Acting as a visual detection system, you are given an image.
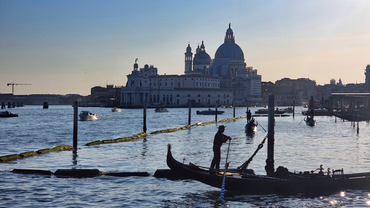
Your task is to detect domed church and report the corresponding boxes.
[120,24,261,107]
[185,24,261,103]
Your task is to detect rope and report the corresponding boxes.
[237,134,268,171]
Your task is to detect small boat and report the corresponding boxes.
[111,107,121,112]
[304,116,316,126]
[196,109,224,115]
[154,107,169,112]
[302,109,331,116]
[79,111,99,121]
[255,108,285,115]
[245,119,257,134]
[283,107,293,113]
[0,111,19,117]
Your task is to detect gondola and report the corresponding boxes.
[304,116,316,126]
[167,144,370,195]
[245,119,257,134]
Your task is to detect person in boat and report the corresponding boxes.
[246,110,252,122]
[210,125,232,170]
[310,108,315,118]
[251,118,257,126]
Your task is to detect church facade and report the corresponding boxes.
[120,24,261,107]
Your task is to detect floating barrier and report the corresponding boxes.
[9,168,151,178]
[0,115,245,162]
[85,132,147,146]
[104,172,150,177]
[54,169,101,178]
[154,169,191,180]
[0,145,73,162]
[12,169,52,175]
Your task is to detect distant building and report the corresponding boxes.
[120,24,261,107]
[261,81,275,103]
[121,63,232,107]
[90,85,122,107]
[365,64,370,92]
[274,78,316,106]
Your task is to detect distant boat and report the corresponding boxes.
[0,111,19,118]
[79,111,98,121]
[283,107,293,113]
[302,109,331,116]
[196,109,224,115]
[111,107,121,112]
[255,108,285,115]
[304,116,316,126]
[155,107,169,112]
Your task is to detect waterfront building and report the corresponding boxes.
[120,24,262,107]
[90,85,122,106]
[274,78,316,106]
[121,62,232,107]
[365,64,370,92]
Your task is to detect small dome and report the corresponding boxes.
[186,43,191,53]
[193,51,211,65]
[215,42,244,60]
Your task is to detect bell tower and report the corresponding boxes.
[184,43,193,75]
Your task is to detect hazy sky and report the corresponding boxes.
[1,0,369,95]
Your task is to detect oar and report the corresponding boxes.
[219,139,231,202]
[255,120,267,132]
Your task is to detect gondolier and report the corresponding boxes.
[210,125,231,170]
[246,110,252,122]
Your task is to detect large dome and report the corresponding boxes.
[193,51,211,65]
[215,42,244,60]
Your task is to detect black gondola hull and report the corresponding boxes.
[167,144,370,196]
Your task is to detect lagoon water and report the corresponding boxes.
[1,105,370,207]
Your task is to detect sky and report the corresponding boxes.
[1,0,370,95]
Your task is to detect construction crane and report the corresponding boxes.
[7,82,31,95]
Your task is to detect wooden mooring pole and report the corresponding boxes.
[293,100,295,118]
[265,95,275,176]
[215,104,218,122]
[73,101,78,151]
[143,101,147,133]
[233,101,235,118]
[188,99,191,126]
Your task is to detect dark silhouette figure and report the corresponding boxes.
[246,110,252,122]
[210,125,231,170]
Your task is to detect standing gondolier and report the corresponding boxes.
[210,125,232,170]
[246,110,252,122]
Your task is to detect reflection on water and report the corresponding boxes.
[72,151,78,167]
[1,105,370,207]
